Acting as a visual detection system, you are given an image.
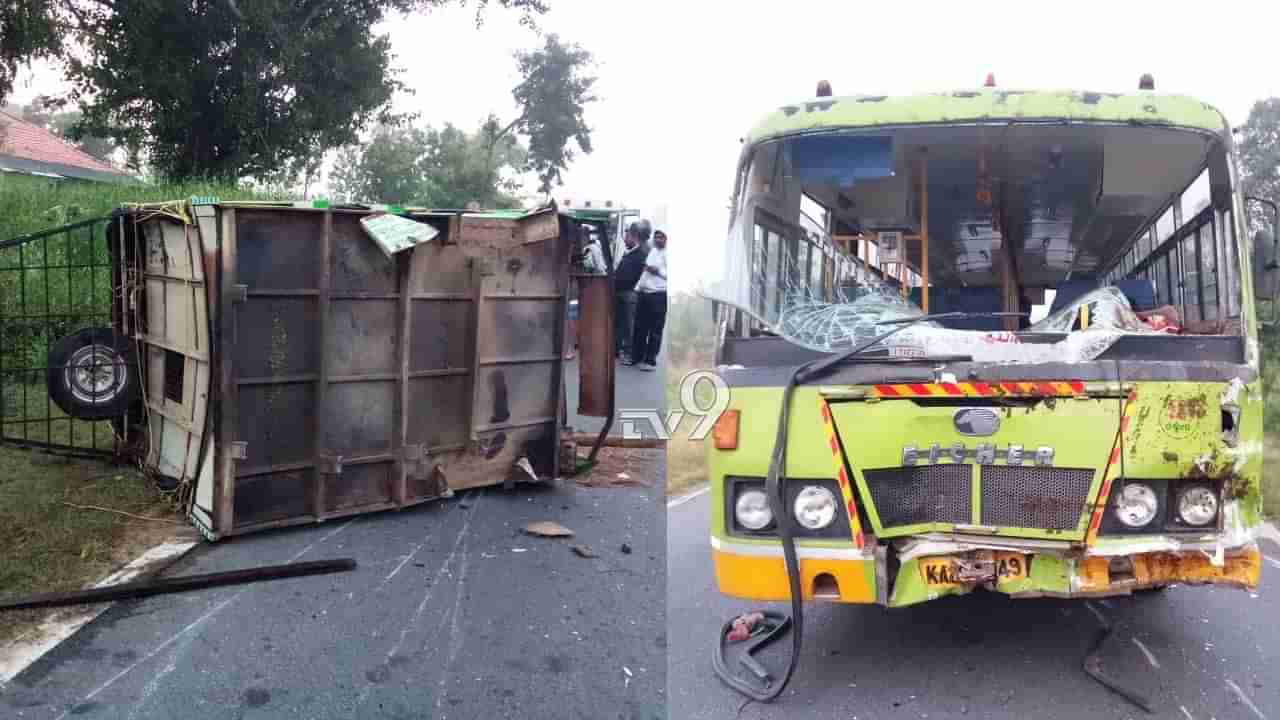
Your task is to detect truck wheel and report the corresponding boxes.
[47,328,140,420]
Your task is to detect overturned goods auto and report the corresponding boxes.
[3,199,619,539]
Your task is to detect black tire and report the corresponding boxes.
[47,327,140,420]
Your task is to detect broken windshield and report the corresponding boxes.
[706,121,1243,362]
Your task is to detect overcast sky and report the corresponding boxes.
[10,0,1280,291]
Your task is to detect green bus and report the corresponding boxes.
[704,78,1264,610]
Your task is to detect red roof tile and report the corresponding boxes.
[0,109,121,175]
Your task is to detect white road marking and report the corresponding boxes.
[0,540,197,686]
[1179,705,1194,720]
[52,518,356,720]
[1132,638,1161,669]
[1262,555,1280,571]
[667,485,709,509]
[1226,679,1268,720]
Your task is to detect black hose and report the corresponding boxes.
[715,310,1026,703]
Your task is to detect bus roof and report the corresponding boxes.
[745,88,1228,145]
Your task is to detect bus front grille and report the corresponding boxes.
[980,466,1094,531]
[862,465,971,528]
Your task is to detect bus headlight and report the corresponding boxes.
[1113,482,1159,528]
[794,485,838,530]
[735,489,773,530]
[1177,484,1218,527]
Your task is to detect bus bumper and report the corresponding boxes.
[712,538,1261,607]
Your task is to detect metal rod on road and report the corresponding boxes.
[0,559,358,612]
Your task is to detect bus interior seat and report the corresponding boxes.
[909,287,1004,331]
[1113,278,1158,312]
[1047,277,1157,316]
[1047,279,1101,316]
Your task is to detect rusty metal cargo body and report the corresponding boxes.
[117,202,574,539]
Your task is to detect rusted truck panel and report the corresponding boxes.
[110,201,580,540]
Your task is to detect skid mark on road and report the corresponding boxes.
[51,518,358,720]
[1131,638,1161,669]
[383,502,460,584]
[1225,678,1268,720]
[125,630,193,720]
[433,521,474,713]
[355,495,480,710]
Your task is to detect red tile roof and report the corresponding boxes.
[0,108,121,175]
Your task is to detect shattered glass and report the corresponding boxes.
[716,216,1169,363]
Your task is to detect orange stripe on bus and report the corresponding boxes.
[820,402,831,423]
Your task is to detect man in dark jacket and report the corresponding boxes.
[614,222,649,359]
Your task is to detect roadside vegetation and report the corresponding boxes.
[0,176,255,645]
[0,449,181,646]
[664,290,716,496]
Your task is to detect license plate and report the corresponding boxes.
[920,551,1028,588]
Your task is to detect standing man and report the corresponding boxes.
[614,222,648,360]
[566,227,607,360]
[630,229,667,371]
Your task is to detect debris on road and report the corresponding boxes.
[571,545,598,559]
[515,457,539,483]
[0,559,357,612]
[620,543,633,555]
[573,447,659,488]
[524,521,575,538]
[726,612,766,643]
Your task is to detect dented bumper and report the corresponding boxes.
[711,537,1261,607]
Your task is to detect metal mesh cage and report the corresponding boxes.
[980,466,1094,531]
[862,464,972,528]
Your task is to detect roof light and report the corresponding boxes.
[816,80,833,97]
[984,73,996,87]
[1139,73,1155,90]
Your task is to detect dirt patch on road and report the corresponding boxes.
[576,447,664,491]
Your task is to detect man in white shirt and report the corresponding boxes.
[629,229,667,370]
[580,229,606,275]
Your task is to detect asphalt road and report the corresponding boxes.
[2,450,665,720]
[668,489,1280,720]
[565,352,666,440]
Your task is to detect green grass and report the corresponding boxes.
[0,174,280,241]
[0,446,178,645]
[0,175,266,645]
[3,383,116,450]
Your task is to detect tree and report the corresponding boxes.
[419,119,526,208]
[0,1,61,107]
[331,119,527,208]
[332,124,432,205]
[1237,98,1280,238]
[55,0,548,181]
[489,33,596,194]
